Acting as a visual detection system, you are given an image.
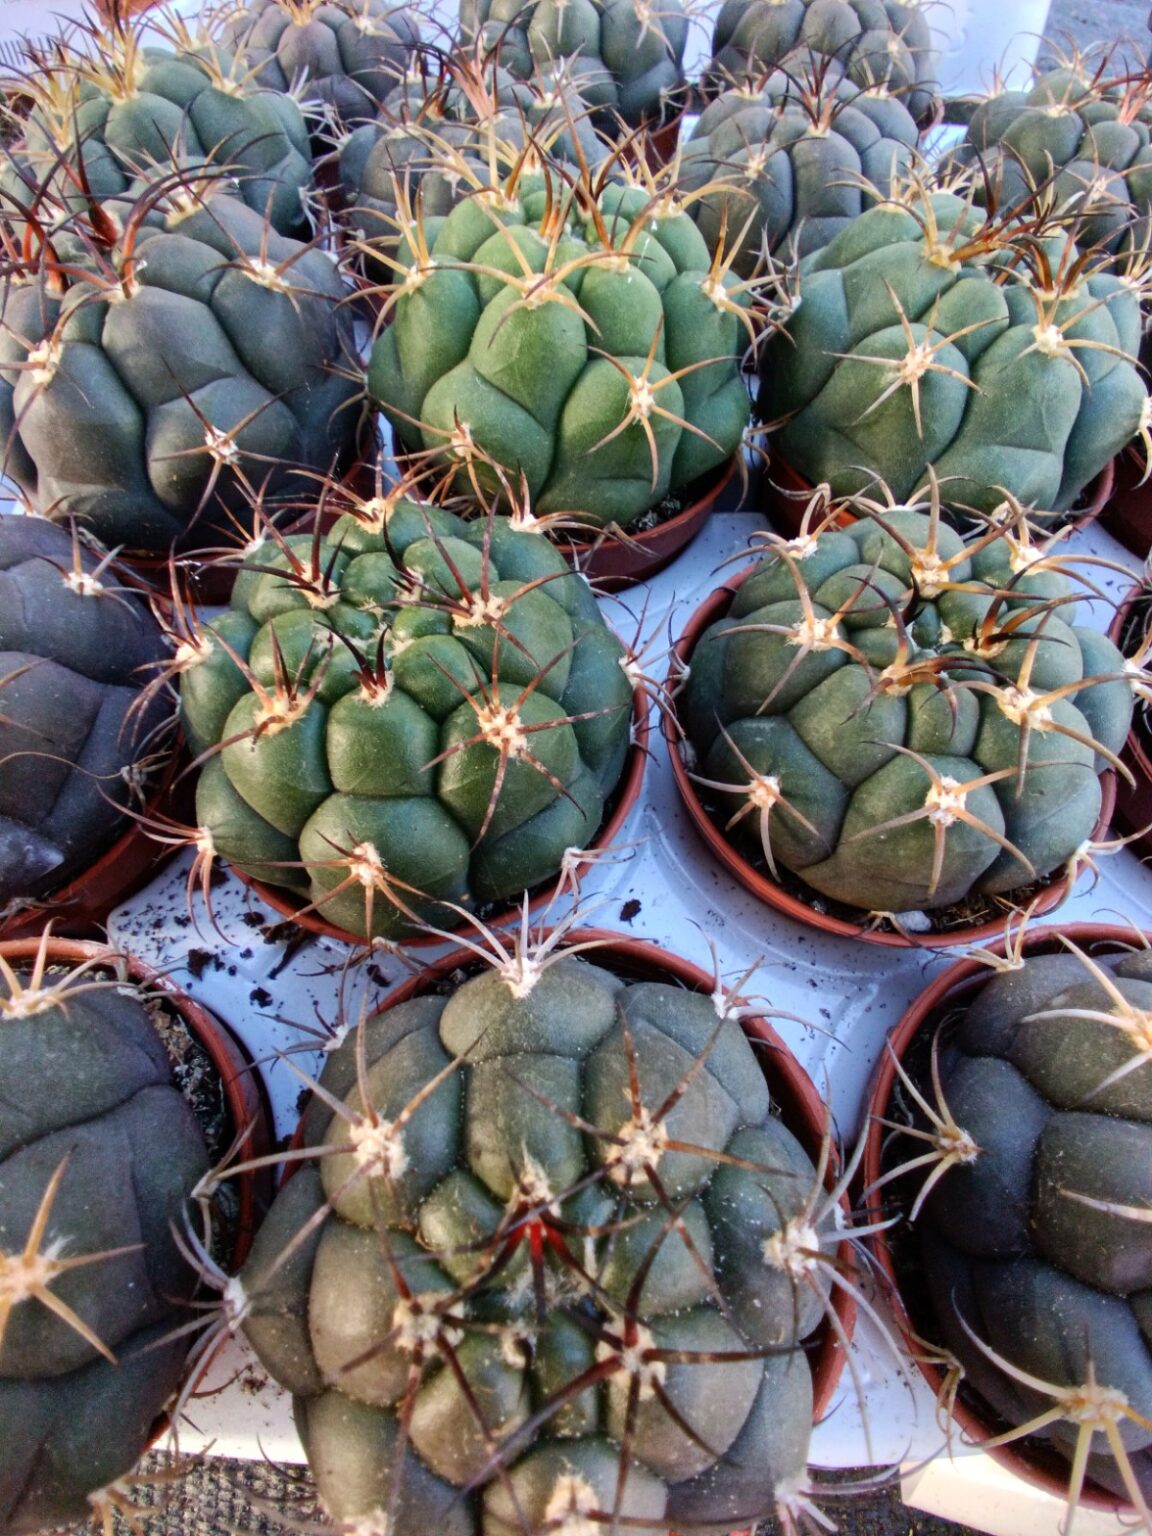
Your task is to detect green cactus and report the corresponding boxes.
[758,182,1149,516]
[177,499,636,939]
[0,169,361,555]
[0,519,172,917]
[680,60,919,277]
[2,11,313,238]
[882,939,1152,1513]
[0,939,211,1533]
[240,933,836,1535]
[677,506,1134,921]
[944,64,1152,265]
[706,0,938,123]
[458,0,688,129]
[338,53,605,282]
[367,157,753,532]
[220,0,423,127]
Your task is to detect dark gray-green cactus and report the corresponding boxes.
[459,0,688,128]
[219,0,423,127]
[240,940,834,1535]
[0,172,361,555]
[0,518,170,916]
[177,500,636,939]
[706,0,938,123]
[759,184,1150,515]
[680,61,919,276]
[677,508,1134,920]
[945,64,1152,263]
[368,159,753,532]
[1,16,313,237]
[0,942,211,1533]
[886,941,1152,1507]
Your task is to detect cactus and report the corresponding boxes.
[238,927,838,1535]
[367,155,754,533]
[676,503,1134,923]
[0,519,172,918]
[879,937,1152,1516]
[338,53,605,281]
[176,498,637,940]
[758,181,1150,516]
[0,936,211,1533]
[944,62,1152,265]
[1,9,313,238]
[679,60,919,276]
[0,167,361,555]
[219,0,423,128]
[458,0,688,130]
[706,0,938,123]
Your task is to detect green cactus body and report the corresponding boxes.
[3,31,312,237]
[0,182,360,554]
[680,65,919,276]
[241,950,832,1535]
[706,0,938,121]
[368,169,750,531]
[0,519,170,912]
[458,0,688,128]
[338,61,605,278]
[946,68,1152,262]
[678,511,1133,918]
[0,956,211,1532]
[179,507,635,938]
[894,945,1152,1503]
[221,0,423,126]
[759,189,1149,513]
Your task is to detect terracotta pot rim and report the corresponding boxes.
[286,925,856,1426]
[664,573,1117,949]
[0,936,272,1268]
[235,682,651,948]
[859,922,1148,1516]
[0,741,188,943]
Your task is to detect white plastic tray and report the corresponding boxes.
[97,506,1152,1536]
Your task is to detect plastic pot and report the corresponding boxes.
[665,572,1118,950]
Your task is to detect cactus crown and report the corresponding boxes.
[227,918,860,1536]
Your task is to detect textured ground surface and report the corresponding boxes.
[88,0,1149,1531]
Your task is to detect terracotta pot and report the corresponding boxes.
[558,455,742,592]
[0,746,192,943]
[1100,442,1152,559]
[644,107,687,167]
[762,455,1116,542]
[860,923,1143,1517]
[1108,580,1152,861]
[665,573,1118,950]
[287,926,855,1446]
[0,936,273,1266]
[235,683,651,947]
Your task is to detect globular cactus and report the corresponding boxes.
[944,62,1152,264]
[368,156,754,533]
[218,0,423,128]
[239,932,836,1535]
[1,10,313,238]
[0,939,211,1533]
[880,938,1152,1514]
[759,182,1150,516]
[459,0,689,130]
[0,519,171,918]
[676,504,1134,922]
[0,169,361,555]
[679,60,919,277]
[176,499,637,940]
[706,0,938,123]
[338,53,605,280]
